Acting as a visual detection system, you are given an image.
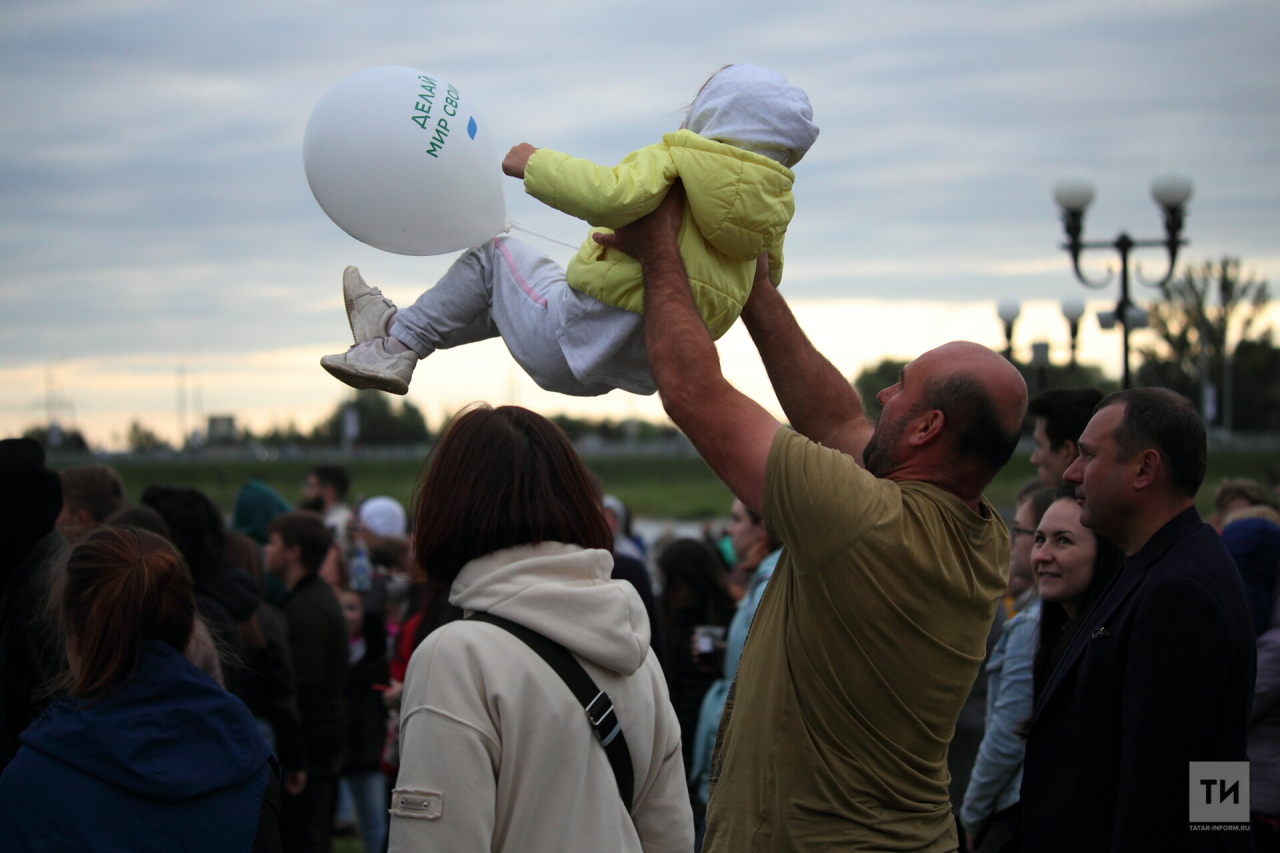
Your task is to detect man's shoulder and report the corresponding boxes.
[1142,521,1240,591]
[284,576,343,622]
[766,428,878,489]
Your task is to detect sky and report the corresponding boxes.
[2,0,1278,447]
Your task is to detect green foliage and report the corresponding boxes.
[312,390,430,446]
[853,359,907,421]
[1138,256,1275,429]
[1231,335,1280,430]
[548,414,679,443]
[22,424,90,452]
[126,420,170,453]
[1013,361,1115,401]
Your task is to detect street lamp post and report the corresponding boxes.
[1053,173,1192,389]
[997,299,1021,362]
[1060,296,1085,371]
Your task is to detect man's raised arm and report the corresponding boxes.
[593,183,780,514]
[740,259,873,461]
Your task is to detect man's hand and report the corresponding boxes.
[592,180,685,262]
[284,769,307,796]
[502,143,538,179]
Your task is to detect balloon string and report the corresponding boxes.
[506,221,580,251]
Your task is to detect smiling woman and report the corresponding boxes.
[1030,484,1126,699]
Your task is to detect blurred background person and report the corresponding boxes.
[722,499,776,602]
[1025,388,1103,487]
[105,504,172,539]
[0,439,66,771]
[55,463,126,538]
[959,486,1054,853]
[224,527,307,807]
[688,497,782,848]
[141,485,260,678]
[1229,513,1280,849]
[655,539,734,783]
[265,512,349,853]
[0,527,278,852]
[337,588,390,853]
[302,465,354,553]
[590,474,660,658]
[1212,477,1277,533]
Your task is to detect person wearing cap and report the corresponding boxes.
[320,64,818,398]
[358,496,407,539]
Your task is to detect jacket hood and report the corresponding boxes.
[231,478,292,544]
[1222,517,1280,635]
[684,64,818,168]
[665,130,795,262]
[20,640,269,801]
[449,542,650,676]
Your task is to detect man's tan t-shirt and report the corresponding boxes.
[703,428,1008,852]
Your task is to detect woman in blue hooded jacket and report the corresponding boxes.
[0,526,279,853]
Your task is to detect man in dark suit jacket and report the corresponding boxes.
[1021,388,1255,852]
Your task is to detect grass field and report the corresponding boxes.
[77,446,1280,523]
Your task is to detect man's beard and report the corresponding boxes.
[862,410,907,477]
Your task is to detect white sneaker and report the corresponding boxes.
[343,266,398,345]
[320,339,417,395]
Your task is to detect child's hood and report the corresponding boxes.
[684,64,819,168]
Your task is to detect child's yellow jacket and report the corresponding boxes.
[522,129,795,340]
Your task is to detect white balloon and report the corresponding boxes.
[304,67,507,256]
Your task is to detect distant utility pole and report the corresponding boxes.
[176,363,188,450]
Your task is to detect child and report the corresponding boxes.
[320,64,818,396]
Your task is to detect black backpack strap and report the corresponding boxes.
[465,611,635,809]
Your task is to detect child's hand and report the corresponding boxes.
[502,143,538,179]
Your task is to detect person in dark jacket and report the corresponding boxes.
[0,526,279,853]
[655,538,734,777]
[266,512,349,853]
[0,438,67,771]
[1022,388,1255,852]
[337,588,390,853]
[140,485,261,670]
[224,529,307,795]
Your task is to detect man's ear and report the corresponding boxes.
[907,409,946,447]
[1130,448,1162,492]
[1059,439,1079,463]
[285,542,304,566]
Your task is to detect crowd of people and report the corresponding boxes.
[1,190,1279,853]
[0,439,781,852]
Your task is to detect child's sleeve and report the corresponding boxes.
[523,144,680,230]
[767,233,786,287]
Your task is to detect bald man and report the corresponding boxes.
[597,185,1027,853]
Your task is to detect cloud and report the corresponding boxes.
[1,0,1278,442]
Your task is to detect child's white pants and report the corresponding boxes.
[388,237,655,397]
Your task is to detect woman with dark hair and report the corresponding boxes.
[389,405,692,853]
[1030,484,1125,701]
[0,526,279,852]
[140,485,261,673]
